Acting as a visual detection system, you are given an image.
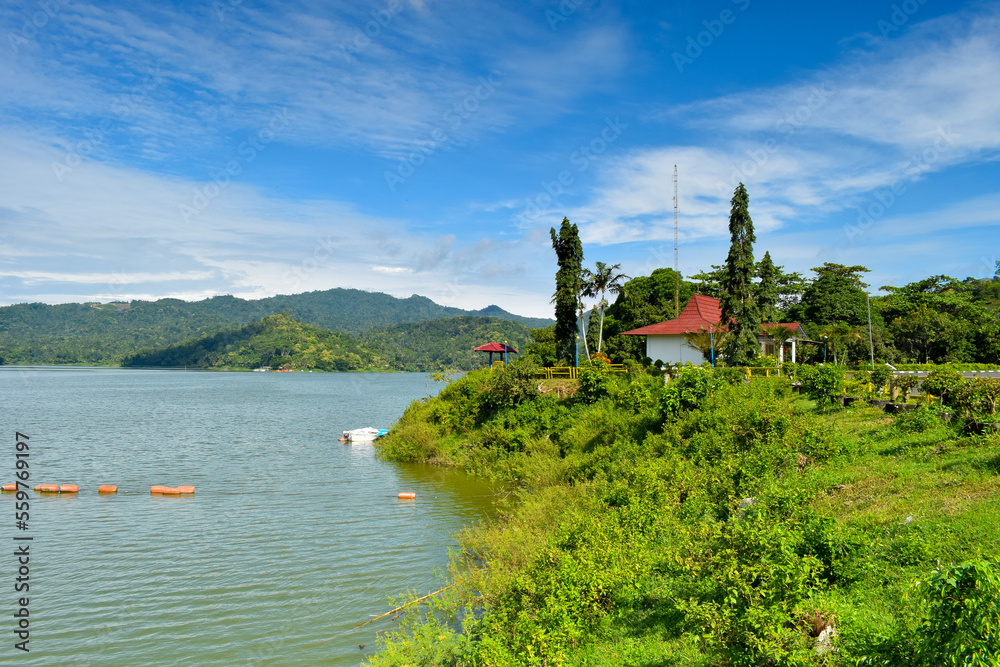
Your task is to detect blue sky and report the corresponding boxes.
[1,0,998,318]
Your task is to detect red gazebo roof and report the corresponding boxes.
[474,342,518,353]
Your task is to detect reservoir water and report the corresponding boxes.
[0,368,492,665]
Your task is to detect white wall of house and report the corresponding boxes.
[646,335,708,365]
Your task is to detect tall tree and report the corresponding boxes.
[689,265,726,299]
[719,183,760,366]
[599,268,695,362]
[755,251,779,323]
[793,263,871,326]
[550,217,584,365]
[583,261,630,353]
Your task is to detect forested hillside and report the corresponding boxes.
[0,288,551,366]
[121,314,535,372]
[361,316,533,371]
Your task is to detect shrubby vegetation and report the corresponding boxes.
[371,363,1000,665]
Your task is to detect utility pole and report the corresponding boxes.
[867,292,875,369]
[673,164,680,318]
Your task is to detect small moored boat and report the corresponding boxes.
[342,427,388,442]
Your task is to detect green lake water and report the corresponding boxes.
[0,367,493,665]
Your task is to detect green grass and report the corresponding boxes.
[369,365,1000,666]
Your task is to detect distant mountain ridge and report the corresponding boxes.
[0,288,551,366]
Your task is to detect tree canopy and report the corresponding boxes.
[719,183,760,366]
[550,217,584,365]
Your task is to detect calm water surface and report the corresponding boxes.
[0,368,493,665]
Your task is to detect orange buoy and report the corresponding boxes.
[98,485,118,494]
[150,485,170,494]
[176,485,195,494]
[160,487,181,495]
[59,484,79,493]
[35,484,59,493]
[1,483,16,492]
[397,492,416,499]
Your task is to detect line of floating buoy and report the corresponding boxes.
[2,484,193,495]
[150,485,195,495]
[397,492,416,499]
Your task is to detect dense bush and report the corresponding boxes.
[915,558,1000,666]
[372,363,1000,666]
[801,364,843,407]
[893,406,941,433]
[922,367,966,407]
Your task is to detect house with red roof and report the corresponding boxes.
[619,294,806,365]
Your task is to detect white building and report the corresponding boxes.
[620,294,806,365]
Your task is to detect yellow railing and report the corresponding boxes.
[539,366,578,379]
[744,366,779,378]
[535,364,628,379]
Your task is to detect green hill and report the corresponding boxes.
[0,288,552,366]
[122,313,377,371]
[361,315,534,371]
[121,314,538,372]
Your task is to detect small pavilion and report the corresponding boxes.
[474,342,518,367]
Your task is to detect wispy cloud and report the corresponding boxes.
[572,6,1000,246]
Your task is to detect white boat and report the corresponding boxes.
[342,427,388,442]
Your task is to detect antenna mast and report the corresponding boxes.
[673,164,679,318]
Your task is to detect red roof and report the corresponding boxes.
[474,342,518,353]
[760,322,804,334]
[620,294,723,336]
[620,295,803,337]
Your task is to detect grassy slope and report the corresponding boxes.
[370,366,999,666]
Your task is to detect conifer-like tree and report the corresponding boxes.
[755,251,779,323]
[550,217,584,365]
[720,183,760,366]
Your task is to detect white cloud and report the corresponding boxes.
[0,130,555,316]
[574,6,1000,247]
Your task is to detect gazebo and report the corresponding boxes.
[474,342,518,366]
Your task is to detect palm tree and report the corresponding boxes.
[683,326,732,364]
[763,324,797,367]
[582,262,630,354]
[819,323,862,365]
[576,275,593,364]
